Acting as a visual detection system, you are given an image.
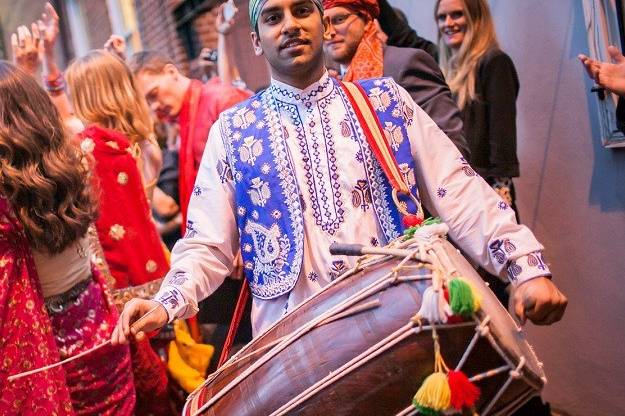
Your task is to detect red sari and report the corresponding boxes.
[0,197,135,415]
[79,125,172,416]
[80,125,169,287]
[178,79,251,230]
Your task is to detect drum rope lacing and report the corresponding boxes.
[189,232,535,416]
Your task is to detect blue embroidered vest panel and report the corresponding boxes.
[220,77,419,299]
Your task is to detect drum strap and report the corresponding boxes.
[339,81,423,220]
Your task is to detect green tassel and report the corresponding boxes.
[448,278,475,317]
[413,404,440,416]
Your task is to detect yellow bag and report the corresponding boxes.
[167,319,215,393]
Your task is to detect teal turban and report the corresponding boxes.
[249,0,324,31]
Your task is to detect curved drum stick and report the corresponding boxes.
[7,304,162,382]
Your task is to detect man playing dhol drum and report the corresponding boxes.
[112,0,566,345]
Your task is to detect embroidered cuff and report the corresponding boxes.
[154,285,189,323]
[506,251,551,286]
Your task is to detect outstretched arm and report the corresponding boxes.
[217,1,244,87]
[394,82,567,325]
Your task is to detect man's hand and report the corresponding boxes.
[579,45,625,97]
[512,277,567,325]
[37,2,60,58]
[111,298,168,345]
[104,35,127,61]
[11,24,43,76]
[216,1,238,36]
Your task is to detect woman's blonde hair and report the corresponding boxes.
[435,0,499,109]
[66,50,153,144]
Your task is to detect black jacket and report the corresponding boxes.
[383,45,469,158]
[462,48,520,178]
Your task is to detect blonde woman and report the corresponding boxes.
[435,0,520,220]
[65,50,173,416]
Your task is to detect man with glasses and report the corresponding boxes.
[324,0,469,157]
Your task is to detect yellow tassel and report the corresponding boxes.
[413,371,451,412]
[173,319,214,375]
[167,340,206,393]
[467,280,481,312]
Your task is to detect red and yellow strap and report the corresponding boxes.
[340,81,410,194]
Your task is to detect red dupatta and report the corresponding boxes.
[0,197,74,415]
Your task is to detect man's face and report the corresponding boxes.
[251,0,328,83]
[323,6,367,66]
[136,66,183,121]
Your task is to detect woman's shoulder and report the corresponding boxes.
[478,48,517,72]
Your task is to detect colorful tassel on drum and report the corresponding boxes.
[416,286,449,324]
[448,278,480,317]
[412,372,451,415]
[448,370,481,410]
[403,217,442,238]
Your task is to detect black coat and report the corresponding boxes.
[383,45,469,158]
[462,48,520,178]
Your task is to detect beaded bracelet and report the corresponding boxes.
[43,72,66,97]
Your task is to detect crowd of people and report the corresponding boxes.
[0,0,571,414]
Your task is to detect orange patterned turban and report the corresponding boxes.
[324,0,383,81]
[322,0,380,19]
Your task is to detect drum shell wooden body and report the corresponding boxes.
[185,238,545,416]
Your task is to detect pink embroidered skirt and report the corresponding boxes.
[47,276,135,415]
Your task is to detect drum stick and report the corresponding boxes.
[7,305,161,382]
[330,243,430,263]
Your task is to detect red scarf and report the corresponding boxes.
[177,79,252,232]
[81,125,169,288]
[0,197,74,415]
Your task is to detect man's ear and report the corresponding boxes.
[250,31,264,56]
[164,63,179,77]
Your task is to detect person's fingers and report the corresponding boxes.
[10,33,18,56]
[46,2,59,21]
[608,45,625,63]
[524,296,551,323]
[135,331,146,342]
[121,301,134,337]
[513,293,526,324]
[31,22,40,42]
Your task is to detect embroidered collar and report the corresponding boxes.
[268,71,334,104]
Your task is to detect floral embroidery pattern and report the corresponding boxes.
[352,179,372,211]
[329,260,348,281]
[507,260,522,281]
[307,271,319,282]
[458,156,478,177]
[527,251,548,271]
[436,187,447,198]
[489,238,516,264]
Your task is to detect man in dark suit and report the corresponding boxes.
[323,0,469,158]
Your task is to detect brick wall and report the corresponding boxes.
[134,0,188,72]
[134,0,269,89]
[80,0,113,50]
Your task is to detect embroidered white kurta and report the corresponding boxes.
[155,72,550,336]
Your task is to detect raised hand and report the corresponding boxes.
[217,0,239,36]
[104,34,127,61]
[37,2,60,57]
[11,24,43,76]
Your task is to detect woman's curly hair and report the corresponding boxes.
[0,61,97,254]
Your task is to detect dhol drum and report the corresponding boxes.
[184,223,546,416]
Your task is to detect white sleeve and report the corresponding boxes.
[153,119,239,321]
[396,83,551,285]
